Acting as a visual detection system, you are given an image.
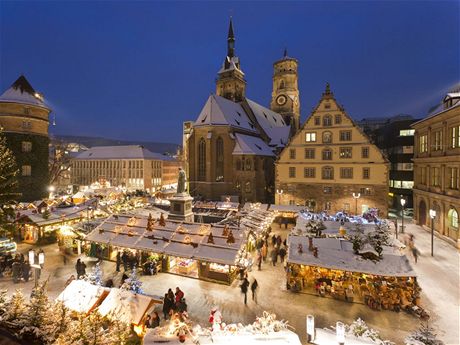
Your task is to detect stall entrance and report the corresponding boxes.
[168,256,198,278]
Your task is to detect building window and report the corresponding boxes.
[449,126,460,148]
[289,167,296,178]
[340,167,353,179]
[21,165,31,176]
[335,114,342,124]
[339,130,352,141]
[448,208,458,229]
[322,148,332,160]
[245,158,252,171]
[245,181,251,193]
[420,167,427,185]
[305,132,316,142]
[289,149,296,159]
[236,159,242,171]
[343,203,350,211]
[323,115,332,126]
[324,103,331,109]
[235,180,241,190]
[323,186,332,194]
[304,148,315,159]
[395,163,413,171]
[419,134,428,153]
[363,167,370,179]
[325,201,332,210]
[322,131,332,143]
[449,167,459,190]
[399,129,415,136]
[361,147,369,159]
[322,166,334,180]
[339,147,352,158]
[360,187,372,195]
[21,141,32,152]
[431,167,440,187]
[314,117,320,126]
[304,167,315,178]
[433,130,443,151]
[198,138,206,181]
[215,137,224,182]
[21,121,32,130]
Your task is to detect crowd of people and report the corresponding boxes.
[0,252,31,283]
[162,287,187,319]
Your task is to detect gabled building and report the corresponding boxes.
[0,75,51,201]
[275,84,389,217]
[186,19,293,203]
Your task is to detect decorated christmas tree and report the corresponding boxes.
[86,261,103,286]
[121,268,144,294]
[146,213,154,231]
[226,229,235,244]
[207,232,215,244]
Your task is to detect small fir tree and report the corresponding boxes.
[85,261,103,286]
[207,232,215,244]
[44,301,73,344]
[405,323,444,345]
[20,281,51,342]
[0,288,8,316]
[105,319,133,345]
[3,289,26,328]
[0,130,19,205]
[121,268,144,294]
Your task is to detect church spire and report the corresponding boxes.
[227,17,235,58]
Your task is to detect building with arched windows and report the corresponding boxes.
[185,19,293,203]
[412,91,460,248]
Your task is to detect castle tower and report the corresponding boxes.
[270,49,300,135]
[216,18,246,102]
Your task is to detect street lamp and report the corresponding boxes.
[28,249,44,287]
[352,192,360,216]
[306,315,315,343]
[429,209,436,257]
[336,321,345,345]
[48,185,55,199]
[400,197,406,234]
[276,189,283,205]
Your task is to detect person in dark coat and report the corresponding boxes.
[279,246,287,263]
[116,252,121,272]
[80,260,87,277]
[22,261,30,282]
[120,272,129,287]
[271,248,278,266]
[251,279,258,303]
[240,278,249,305]
[151,312,160,328]
[167,289,175,310]
[276,235,282,247]
[163,293,172,320]
[121,251,128,271]
[75,259,82,278]
[12,261,21,283]
[271,234,277,247]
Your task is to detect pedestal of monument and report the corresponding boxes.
[168,193,194,223]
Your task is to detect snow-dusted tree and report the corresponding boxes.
[44,301,73,343]
[347,318,383,342]
[85,261,103,286]
[20,281,52,342]
[105,319,133,345]
[405,323,444,345]
[0,130,19,204]
[0,288,8,316]
[121,268,144,294]
[2,289,26,327]
[367,223,390,257]
[54,311,108,345]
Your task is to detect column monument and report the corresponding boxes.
[168,167,194,222]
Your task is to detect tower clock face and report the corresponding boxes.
[276,95,287,106]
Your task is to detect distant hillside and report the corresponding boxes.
[52,135,181,154]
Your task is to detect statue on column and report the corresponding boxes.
[177,167,187,194]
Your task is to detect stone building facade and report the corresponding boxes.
[412,91,460,247]
[186,19,291,203]
[0,76,51,201]
[71,145,181,192]
[275,84,389,217]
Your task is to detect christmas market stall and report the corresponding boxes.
[56,279,109,314]
[286,235,423,314]
[85,214,249,284]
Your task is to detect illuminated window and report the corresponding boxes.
[339,147,352,158]
[431,167,440,187]
[449,167,459,190]
[21,141,32,152]
[305,132,316,142]
[419,134,428,153]
[22,165,31,176]
[448,208,458,229]
[433,130,443,151]
[449,126,460,148]
[399,129,415,136]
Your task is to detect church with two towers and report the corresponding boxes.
[185,19,300,203]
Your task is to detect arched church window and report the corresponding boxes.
[216,137,224,182]
[448,208,459,229]
[198,138,206,181]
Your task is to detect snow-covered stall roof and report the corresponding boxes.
[233,133,275,156]
[56,279,109,314]
[287,236,416,277]
[97,287,158,325]
[86,215,246,266]
[17,205,89,227]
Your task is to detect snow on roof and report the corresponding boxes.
[218,56,244,75]
[233,133,275,156]
[73,145,176,161]
[86,214,246,266]
[56,279,109,313]
[194,94,257,133]
[287,235,416,277]
[97,287,156,325]
[245,99,290,147]
[17,206,88,226]
[0,75,48,108]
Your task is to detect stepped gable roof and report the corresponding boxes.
[245,98,290,147]
[0,75,48,108]
[232,133,275,156]
[73,145,175,161]
[194,94,258,133]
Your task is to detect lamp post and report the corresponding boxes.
[306,315,315,343]
[400,197,406,234]
[429,209,436,257]
[336,321,345,345]
[276,189,283,205]
[28,249,44,287]
[48,185,55,199]
[352,192,360,216]
[86,206,93,226]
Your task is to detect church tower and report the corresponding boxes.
[216,18,246,102]
[270,49,300,135]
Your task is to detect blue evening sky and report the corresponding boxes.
[1,1,458,144]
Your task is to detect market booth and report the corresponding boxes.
[286,235,420,313]
[85,214,249,284]
[56,279,109,314]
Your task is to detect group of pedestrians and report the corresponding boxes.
[75,258,87,278]
[116,251,140,272]
[240,277,258,305]
[1,253,31,283]
[144,311,161,329]
[162,287,187,320]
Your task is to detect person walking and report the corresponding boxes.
[261,243,268,262]
[257,252,262,271]
[80,260,87,277]
[75,259,82,278]
[408,234,419,263]
[22,261,30,282]
[276,235,282,247]
[251,279,258,303]
[271,247,278,266]
[121,251,128,271]
[163,293,172,320]
[175,287,184,308]
[240,277,249,305]
[279,246,287,263]
[116,251,121,272]
[271,234,277,247]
